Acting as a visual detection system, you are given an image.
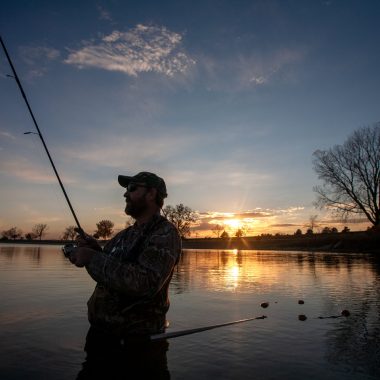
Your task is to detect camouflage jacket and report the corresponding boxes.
[85,214,181,337]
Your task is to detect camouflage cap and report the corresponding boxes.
[118,172,167,198]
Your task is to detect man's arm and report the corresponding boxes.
[85,225,181,297]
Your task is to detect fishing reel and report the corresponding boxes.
[61,243,77,259]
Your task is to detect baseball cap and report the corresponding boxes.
[118,172,167,198]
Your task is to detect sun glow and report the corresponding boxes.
[223,218,242,229]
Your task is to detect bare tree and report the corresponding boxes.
[162,203,197,238]
[211,224,223,238]
[32,223,48,240]
[305,215,319,233]
[95,220,114,239]
[313,123,380,227]
[62,225,77,241]
[2,227,22,240]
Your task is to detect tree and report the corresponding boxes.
[32,223,48,240]
[211,224,223,238]
[341,226,350,233]
[294,229,303,236]
[62,225,77,241]
[162,203,197,238]
[95,220,114,239]
[220,230,229,239]
[25,232,37,240]
[235,228,244,238]
[313,123,380,227]
[2,227,22,240]
[305,215,319,233]
[305,228,314,236]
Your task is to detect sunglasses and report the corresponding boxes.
[126,183,149,193]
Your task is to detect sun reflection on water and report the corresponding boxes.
[226,264,240,290]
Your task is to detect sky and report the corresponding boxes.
[0,0,379,238]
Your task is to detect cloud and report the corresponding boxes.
[18,45,60,78]
[0,157,75,184]
[234,211,274,218]
[270,223,300,227]
[20,46,60,64]
[246,48,304,86]
[197,47,305,91]
[197,207,304,223]
[96,4,112,21]
[0,130,15,140]
[199,210,274,220]
[65,24,195,77]
[62,130,197,168]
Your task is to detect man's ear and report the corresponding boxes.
[147,187,157,203]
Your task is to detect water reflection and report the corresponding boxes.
[0,246,379,380]
[325,261,380,377]
[172,249,380,295]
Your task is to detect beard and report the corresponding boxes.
[125,194,148,218]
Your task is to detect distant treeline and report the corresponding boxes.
[1,230,379,254]
[182,230,380,254]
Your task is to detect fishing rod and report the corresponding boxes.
[150,315,267,341]
[0,35,84,236]
[149,308,351,341]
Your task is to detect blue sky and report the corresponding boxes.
[0,0,379,238]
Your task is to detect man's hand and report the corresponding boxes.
[69,247,97,267]
[74,228,102,251]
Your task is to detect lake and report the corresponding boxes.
[0,245,379,379]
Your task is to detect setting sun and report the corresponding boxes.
[224,219,242,229]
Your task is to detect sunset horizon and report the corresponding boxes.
[0,1,378,239]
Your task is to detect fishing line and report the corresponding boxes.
[0,35,84,236]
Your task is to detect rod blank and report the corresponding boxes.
[150,315,267,341]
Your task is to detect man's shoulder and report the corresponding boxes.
[154,215,180,237]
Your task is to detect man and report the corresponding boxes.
[70,172,181,378]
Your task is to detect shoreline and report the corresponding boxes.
[1,231,379,254]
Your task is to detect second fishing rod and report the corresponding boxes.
[0,35,84,237]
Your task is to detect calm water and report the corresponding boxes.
[0,245,379,379]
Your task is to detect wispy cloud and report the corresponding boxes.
[197,206,305,223]
[199,209,274,220]
[270,223,300,227]
[197,47,305,91]
[19,45,60,78]
[96,4,112,21]
[244,48,304,87]
[62,130,197,168]
[0,130,16,140]
[65,24,195,77]
[0,157,75,184]
[20,46,60,64]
